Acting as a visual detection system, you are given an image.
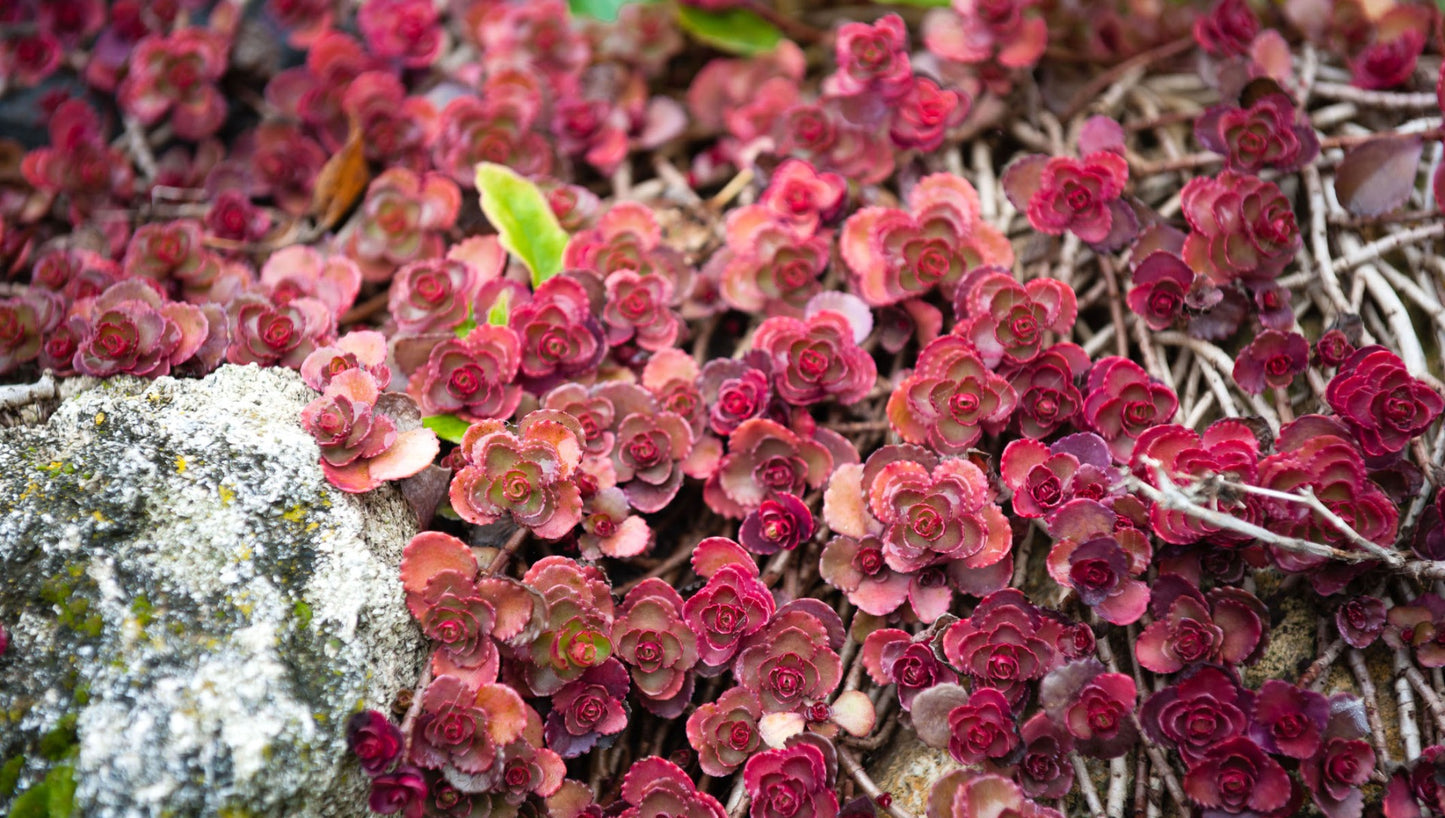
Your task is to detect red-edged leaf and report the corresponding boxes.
[1334,136,1423,217]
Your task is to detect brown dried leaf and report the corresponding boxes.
[310,121,370,230]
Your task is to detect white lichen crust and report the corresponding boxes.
[0,364,426,818]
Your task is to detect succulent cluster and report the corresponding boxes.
[8,0,1445,817]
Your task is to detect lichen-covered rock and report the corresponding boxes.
[0,364,426,817]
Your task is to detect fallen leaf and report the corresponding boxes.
[310,120,370,230]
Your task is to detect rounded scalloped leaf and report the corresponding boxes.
[775,598,847,652]
[620,756,694,805]
[861,628,910,686]
[758,711,806,748]
[910,683,972,749]
[691,536,756,579]
[831,690,876,737]
[475,576,540,643]
[805,292,874,344]
[823,463,874,539]
[401,532,478,597]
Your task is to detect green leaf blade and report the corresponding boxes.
[422,414,471,445]
[473,163,570,288]
[676,6,784,55]
[568,0,633,20]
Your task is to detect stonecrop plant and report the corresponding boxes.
[11,0,1445,816]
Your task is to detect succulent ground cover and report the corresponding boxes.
[9,0,1445,816]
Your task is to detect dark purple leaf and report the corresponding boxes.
[1335,136,1423,217]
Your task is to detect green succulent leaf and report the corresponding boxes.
[676,6,784,55]
[423,414,471,445]
[474,163,570,288]
[568,0,636,21]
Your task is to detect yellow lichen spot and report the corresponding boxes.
[281,504,307,523]
[18,481,40,501]
[91,510,108,524]
[218,484,235,505]
[236,545,253,561]
[175,456,187,473]
[305,522,319,533]
[94,412,105,425]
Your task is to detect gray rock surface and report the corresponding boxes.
[0,364,426,817]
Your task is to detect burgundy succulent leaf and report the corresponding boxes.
[953,267,1077,369]
[705,418,836,519]
[742,743,840,818]
[1181,171,1300,285]
[1336,596,1387,649]
[1140,665,1254,765]
[369,765,428,818]
[922,0,1048,69]
[1183,736,1294,815]
[1386,593,1445,668]
[888,336,1018,454]
[941,589,1059,705]
[1039,658,1138,759]
[1233,330,1309,395]
[1256,416,1401,581]
[753,311,877,406]
[1326,346,1444,458]
[509,275,607,394]
[820,533,911,617]
[449,412,585,539]
[1315,328,1358,369]
[410,674,527,784]
[522,556,616,695]
[686,688,764,776]
[926,771,1064,818]
[1248,680,1329,759]
[1017,714,1076,799]
[1126,252,1193,331]
[389,258,482,337]
[944,686,1019,766]
[734,608,844,714]
[1009,343,1091,439]
[1005,152,1132,246]
[348,710,404,776]
[685,561,775,671]
[612,578,699,712]
[618,757,726,818]
[544,658,631,758]
[1083,357,1179,462]
[1350,6,1430,90]
[840,173,1013,308]
[1135,574,1267,674]
[1195,90,1319,174]
[1193,0,1258,57]
[407,325,523,422]
[740,493,815,556]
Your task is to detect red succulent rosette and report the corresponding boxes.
[742,743,839,818]
[1180,171,1299,285]
[841,173,1013,307]
[1182,736,1293,816]
[888,335,1018,454]
[1134,574,1267,674]
[618,757,726,818]
[752,310,876,406]
[1325,345,1444,458]
[1195,89,1319,174]
[1140,665,1253,764]
[1082,357,1179,462]
[953,267,1077,369]
[686,687,763,777]
[612,578,699,715]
